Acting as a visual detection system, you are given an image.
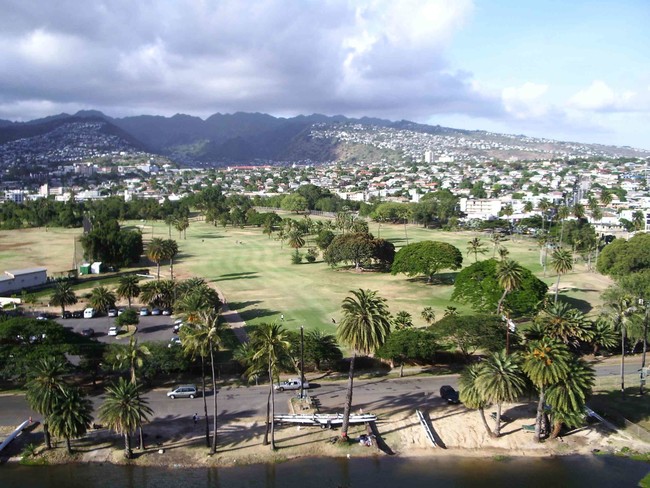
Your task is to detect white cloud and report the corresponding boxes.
[568,80,636,112]
[501,82,549,119]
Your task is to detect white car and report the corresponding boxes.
[107,326,119,336]
[168,336,181,348]
[139,307,149,316]
[107,309,118,317]
[274,378,310,392]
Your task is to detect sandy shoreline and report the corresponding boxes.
[4,402,648,468]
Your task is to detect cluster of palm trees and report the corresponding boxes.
[146,238,179,280]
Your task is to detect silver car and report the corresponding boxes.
[166,385,198,399]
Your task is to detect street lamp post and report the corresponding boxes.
[300,325,305,400]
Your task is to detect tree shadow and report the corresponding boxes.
[192,234,225,240]
[227,300,263,310]
[558,296,593,313]
[238,308,277,321]
[213,272,259,282]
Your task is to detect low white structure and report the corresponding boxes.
[0,267,47,295]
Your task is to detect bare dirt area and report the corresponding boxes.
[7,401,648,468]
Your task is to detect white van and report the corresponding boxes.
[83,307,96,319]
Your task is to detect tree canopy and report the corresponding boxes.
[391,240,462,283]
[452,259,548,317]
[432,314,507,358]
[597,233,650,277]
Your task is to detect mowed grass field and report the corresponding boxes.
[0,218,613,336]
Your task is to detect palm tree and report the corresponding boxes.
[459,363,492,436]
[536,301,593,347]
[603,294,637,394]
[490,233,503,258]
[495,259,524,316]
[632,210,645,231]
[88,285,117,314]
[467,237,487,263]
[250,322,291,449]
[304,330,343,371]
[140,280,177,310]
[557,205,570,245]
[287,229,306,249]
[147,238,166,280]
[421,307,436,325]
[600,189,613,208]
[550,248,572,303]
[393,311,413,330]
[589,318,619,356]
[538,198,551,233]
[523,201,534,214]
[174,216,190,239]
[99,378,153,459]
[116,275,140,309]
[337,289,392,441]
[162,239,179,280]
[25,357,68,449]
[545,357,595,438]
[477,351,526,436]
[48,386,93,454]
[522,338,571,441]
[50,280,78,315]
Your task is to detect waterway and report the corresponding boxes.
[0,455,648,487]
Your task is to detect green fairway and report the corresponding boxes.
[0,218,613,333]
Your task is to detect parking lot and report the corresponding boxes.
[55,311,179,344]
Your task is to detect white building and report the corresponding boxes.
[0,267,48,295]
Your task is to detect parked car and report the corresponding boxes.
[166,385,198,399]
[61,311,72,319]
[440,385,460,404]
[162,308,172,316]
[275,378,310,392]
[172,322,183,334]
[36,313,48,321]
[107,309,118,317]
[72,310,83,319]
[81,328,95,337]
[117,308,126,316]
[139,307,149,316]
[151,308,161,316]
[83,308,96,319]
[107,326,119,336]
[169,336,181,347]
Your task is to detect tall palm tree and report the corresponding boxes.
[116,275,140,309]
[459,363,492,436]
[99,378,153,459]
[490,233,503,258]
[50,280,78,315]
[600,189,613,208]
[48,386,93,454]
[523,201,534,215]
[522,338,571,441]
[495,259,524,316]
[25,357,69,449]
[162,239,179,280]
[337,289,392,441]
[147,238,166,280]
[174,216,190,239]
[538,198,551,233]
[550,248,573,303]
[477,351,526,436]
[545,357,595,438]
[115,337,151,449]
[536,301,593,347]
[287,229,305,249]
[250,322,291,449]
[88,285,117,314]
[140,279,177,310]
[467,237,487,263]
[603,294,637,394]
[557,205,570,245]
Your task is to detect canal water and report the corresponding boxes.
[0,455,648,487]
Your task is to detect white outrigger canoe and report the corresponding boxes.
[274,413,377,428]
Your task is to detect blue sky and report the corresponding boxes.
[0,0,648,149]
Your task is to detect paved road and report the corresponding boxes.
[0,357,644,428]
[55,313,178,344]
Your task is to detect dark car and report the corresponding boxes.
[62,311,72,319]
[151,308,161,316]
[81,328,95,337]
[440,385,460,404]
[72,310,84,319]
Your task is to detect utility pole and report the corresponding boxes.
[300,325,305,400]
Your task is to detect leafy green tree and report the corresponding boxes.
[50,280,78,315]
[597,233,650,277]
[522,338,571,441]
[79,219,143,268]
[376,328,437,377]
[433,314,507,359]
[88,285,117,314]
[116,275,140,308]
[281,194,309,213]
[315,229,335,251]
[49,386,93,454]
[391,241,462,283]
[115,309,139,329]
[251,322,291,450]
[99,378,153,459]
[478,351,526,436]
[25,357,69,449]
[337,289,392,440]
[323,232,374,270]
[452,259,547,317]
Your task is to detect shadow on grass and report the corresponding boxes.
[238,308,277,321]
[213,272,259,282]
[557,295,593,313]
[192,233,225,240]
[404,272,458,286]
[588,388,650,427]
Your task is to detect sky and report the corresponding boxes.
[1,0,649,149]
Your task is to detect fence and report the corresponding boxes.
[621,417,650,443]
